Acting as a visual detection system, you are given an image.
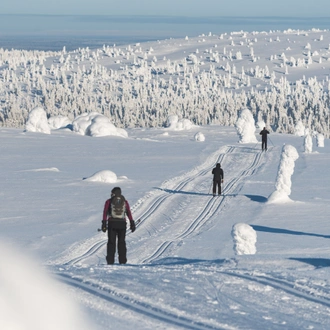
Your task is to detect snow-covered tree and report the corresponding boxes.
[268,144,299,203]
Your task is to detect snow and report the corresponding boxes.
[84,170,118,184]
[72,113,128,138]
[48,115,72,130]
[2,30,330,330]
[165,115,195,131]
[268,144,299,204]
[0,241,91,330]
[25,107,51,134]
[235,108,258,144]
[231,223,257,255]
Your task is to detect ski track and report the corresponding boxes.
[49,144,330,328]
[53,266,330,330]
[141,147,264,264]
[56,272,227,330]
[222,270,330,308]
[51,145,264,267]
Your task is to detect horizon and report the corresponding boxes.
[1,13,330,18]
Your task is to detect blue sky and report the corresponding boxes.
[1,0,330,17]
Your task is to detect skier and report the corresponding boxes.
[101,187,136,265]
[259,127,270,151]
[212,163,224,196]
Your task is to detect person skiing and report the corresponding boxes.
[101,187,136,265]
[259,127,270,151]
[212,163,224,196]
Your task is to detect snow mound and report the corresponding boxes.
[72,113,128,138]
[84,170,118,183]
[194,132,205,142]
[0,241,91,330]
[165,115,194,130]
[235,108,258,143]
[25,107,51,134]
[48,115,72,130]
[231,223,257,255]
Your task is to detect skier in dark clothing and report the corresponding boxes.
[259,127,270,151]
[101,187,136,265]
[212,163,224,196]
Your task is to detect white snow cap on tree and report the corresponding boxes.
[316,133,324,147]
[235,108,258,143]
[256,120,266,129]
[165,115,194,130]
[25,107,51,134]
[294,121,305,136]
[268,144,299,203]
[304,129,313,153]
[231,223,257,255]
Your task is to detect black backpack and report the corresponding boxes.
[109,194,126,219]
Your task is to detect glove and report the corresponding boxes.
[101,221,107,233]
[130,220,136,233]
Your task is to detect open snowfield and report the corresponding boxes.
[1,25,330,329]
[1,122,330,329]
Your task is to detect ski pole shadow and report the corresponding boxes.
[154,187,211,196]
[251,225,330,239]
[288,257,330,268]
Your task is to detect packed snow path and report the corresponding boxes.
[44,141,330,329]
[50,144,265,267]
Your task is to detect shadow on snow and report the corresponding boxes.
[155,187,268,202]
[289,257,330,268]
[251,225,330,239]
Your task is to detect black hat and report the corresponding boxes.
[111,187,121,196]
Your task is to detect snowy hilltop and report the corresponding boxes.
[1,28,330,139]
[2,28,330,330]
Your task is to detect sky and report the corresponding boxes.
[1,0,330,17]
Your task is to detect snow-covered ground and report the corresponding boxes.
[1,120,330,329]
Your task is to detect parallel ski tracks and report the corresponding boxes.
[58,146,263,266]
[55,146,233,267]
[54,265,330,330]
[56,272,227,330]
[142,149,264,264]
[52,145,330,328]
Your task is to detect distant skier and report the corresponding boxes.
[101,187,136,265]
[212,163,224,196]
[259,127,270,151]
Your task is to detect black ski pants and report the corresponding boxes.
[213,179,221,195]
[261,139,268,151]
[107,227,127,264]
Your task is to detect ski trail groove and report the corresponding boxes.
[222,270,330,308]
[49,146,233,266]
[141,147,263,264]
[56,272,227,330]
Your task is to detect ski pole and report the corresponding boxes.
[253,140,260,149]
[97,219,141,232]
[208,181,213,195]
[268,137,275,146]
